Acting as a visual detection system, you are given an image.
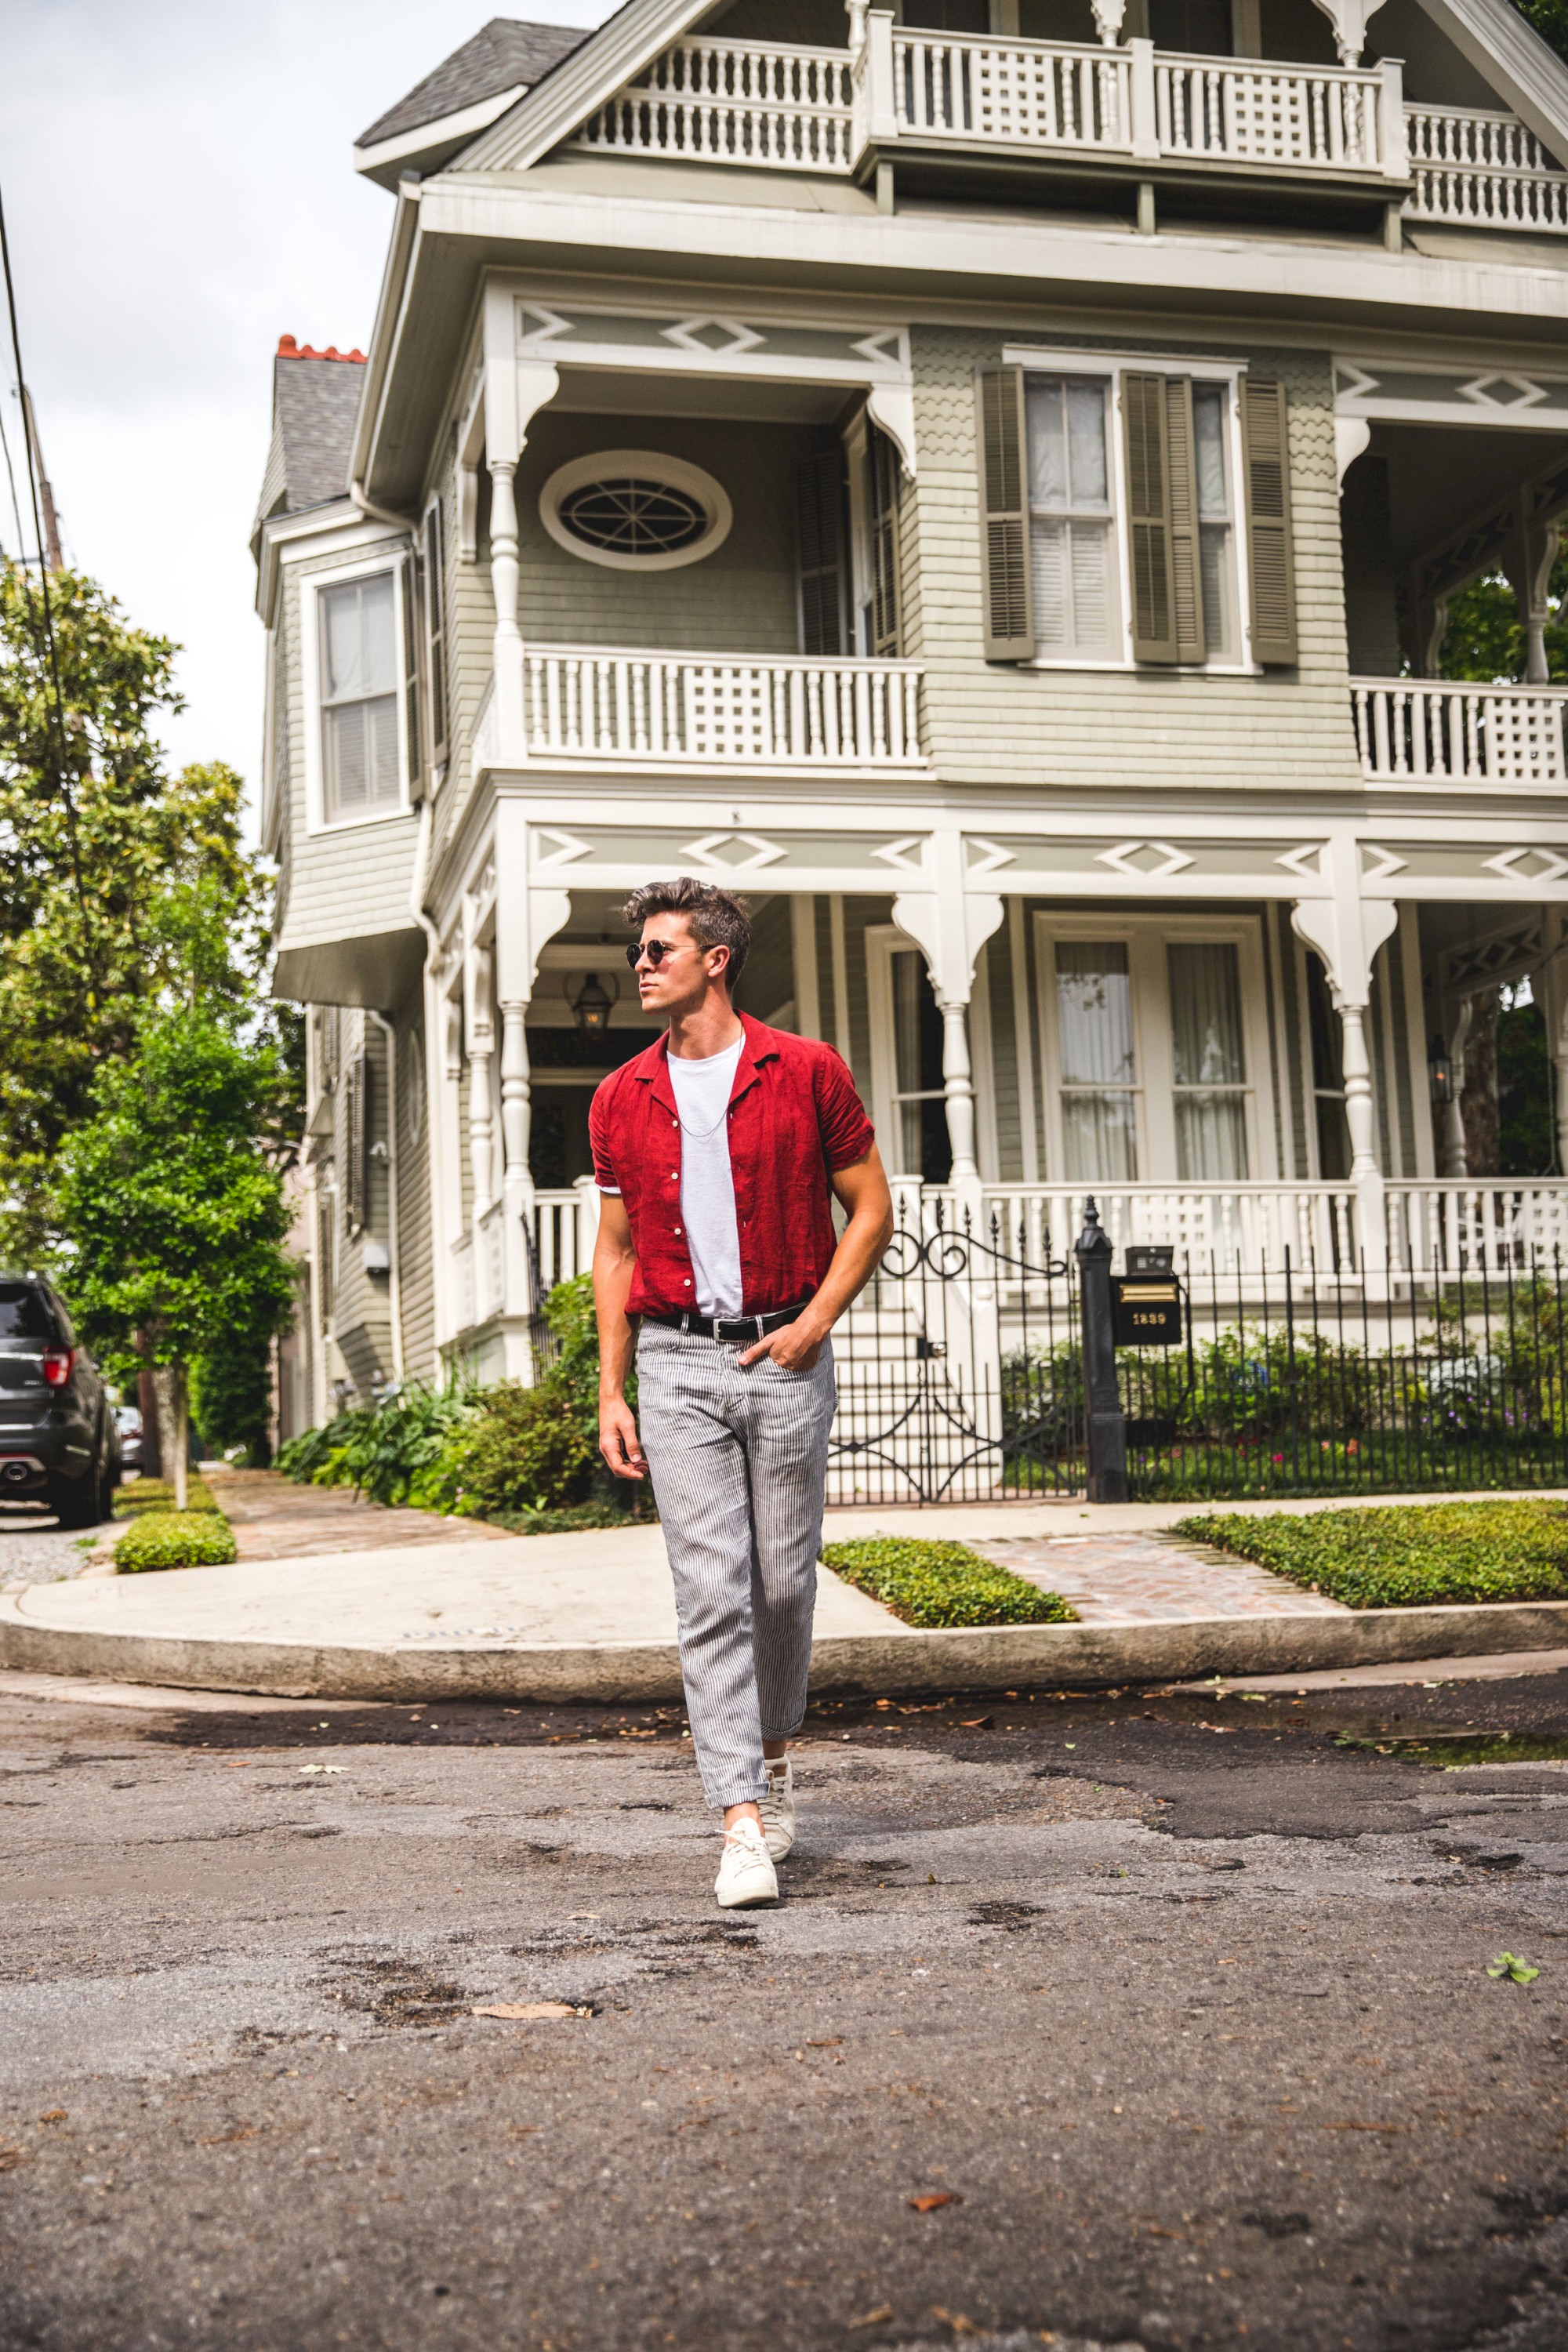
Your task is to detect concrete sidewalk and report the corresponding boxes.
[3,1504,1568,1701]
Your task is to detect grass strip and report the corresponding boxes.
[1176,1499,1568,1609]
[114,1477,223,1520]
[820,1536,1076,1629]
[115,1511,238,1573]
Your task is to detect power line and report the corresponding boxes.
[0,170,98,999]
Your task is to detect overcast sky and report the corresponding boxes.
[0,0,608,830]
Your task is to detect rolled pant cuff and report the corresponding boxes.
[706,1778,768,1811]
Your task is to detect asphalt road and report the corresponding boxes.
[2,1669,1566,2352]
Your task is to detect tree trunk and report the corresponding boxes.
[171,1364,190,1512]
[152,1367,185,1511]
[1461,987,1501,1178]
[137,1360,162,1481]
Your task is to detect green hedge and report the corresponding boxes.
[114,1476,222,1519]
[1177,1499,1568,1608]
[819,1536,1076,1628]
[115,1511,238,1573]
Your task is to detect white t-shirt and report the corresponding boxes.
[666,1037,743,1318]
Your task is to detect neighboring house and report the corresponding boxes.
[256,0,1568,1439]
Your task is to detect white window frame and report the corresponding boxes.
[866,924,954,1183]
[1033,911,1276,1185]
[1002,346,1258,677]
[299,551,412,836]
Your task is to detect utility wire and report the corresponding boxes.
[0,170,99,1001]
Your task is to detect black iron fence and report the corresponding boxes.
[826,1194,1568,1505]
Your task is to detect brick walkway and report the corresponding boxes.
[205,1468,512,1562]
[970,1531,1346,1622]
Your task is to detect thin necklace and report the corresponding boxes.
[671,1040,739,1142]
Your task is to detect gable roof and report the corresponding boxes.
[354,16,591,188]
[250,340,365,557]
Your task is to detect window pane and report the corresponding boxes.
[1192,386,1229,521]
[1062,1091,1138,1182]
[1168,943,1244,1084]
[1176,1092,1248,1179]
[1056,943,1134,1084]
[1025,379,1067,510]
[1199,521,1234,660]
[321,574,395,703]
[1033,518,1116,657]
[1065,379,1109,507]
[324,693,399,819]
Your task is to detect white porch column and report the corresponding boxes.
[499,1004,531,1192]
[1443,997,1472,1180]
[1505,519,1560,687]
[481,282,560,765]
[464,940,496,1224]
[937,997,979,1184]
[492,797,572,1374]
[1291,848,1399,1279]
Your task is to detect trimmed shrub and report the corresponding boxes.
[420,1377,597,1519]
[115,1510,238,1572]
[114,1477,221,1519]
[820,1536,1076,1628]
[1178,1499,1568,1608]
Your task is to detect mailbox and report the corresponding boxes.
[1112,1274,1183,1347]
[1125,1243,1175,1276]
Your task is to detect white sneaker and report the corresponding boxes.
[715,1818,779,1908]
[759,1758,795,1861]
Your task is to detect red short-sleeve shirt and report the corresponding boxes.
[589,1014,875,1317]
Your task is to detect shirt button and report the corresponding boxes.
[674,1226,682,1235]
[683,1278,691,1286]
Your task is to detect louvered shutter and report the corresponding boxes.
[344,1054,368,1236]
[1123,372,1177,662]
[975,367,1034,659]
[868,427,902,659]
[1163,376,1204,664]
[401,563,420,786]
[796,448,847,657]
[1241,375,1298,665]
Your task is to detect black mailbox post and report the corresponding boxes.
[1111,1276,1184,1348]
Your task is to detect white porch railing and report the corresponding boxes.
[522,645,925,771]
[449,1232,477,1334]
[892,32,1131,150]
[1352,678,1568,786]
[575,36,856,169]
[533,1187,594,1290]
[1386,1183,1568,1275]
[571,30,1568,219]
[1405,103,1568,230]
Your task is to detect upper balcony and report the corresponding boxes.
[573,16,1568,232]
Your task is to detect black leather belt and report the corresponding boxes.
[644,1301,810,1344]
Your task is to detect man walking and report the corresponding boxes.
[590,880,893,1907]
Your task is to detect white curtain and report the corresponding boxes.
[1168,942,1248,1179]
[1056,942,1137,1181]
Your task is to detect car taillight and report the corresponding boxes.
[41,1348,73,1388]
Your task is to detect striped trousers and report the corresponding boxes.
[635,1323,837,1809]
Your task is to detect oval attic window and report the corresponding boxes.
[539,450,733,572]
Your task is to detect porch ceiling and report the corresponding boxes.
[1372,419,1568,565]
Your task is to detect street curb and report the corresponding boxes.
[4,1592,1568,1701]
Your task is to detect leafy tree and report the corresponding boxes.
[0,561,279,1258]
[1439,553,1568,685]
[55,1007,296,1507]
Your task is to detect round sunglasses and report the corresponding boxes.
[625,938,684,969]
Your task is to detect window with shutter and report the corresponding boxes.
[1241,375,1298,665]
[402,567,420,788]
[975,368,1034,660]
[424,502,448,762]
[1123,372,1177,663]
[318,572,402,821]
[797,448,847,658]
[344,1054,368,1236]
[868,427,902,660]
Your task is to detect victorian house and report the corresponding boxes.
[254,0,1568,1438]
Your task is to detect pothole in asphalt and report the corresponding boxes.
[314,1957,474,2029]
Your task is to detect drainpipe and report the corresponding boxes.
[406,797,447,1364]
[349,480,417,534]
[366,1009,405,1383]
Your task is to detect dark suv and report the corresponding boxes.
[0,1277,121,1526]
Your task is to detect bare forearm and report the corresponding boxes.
[593,1232,638,1399]
[800,1198,893,1338]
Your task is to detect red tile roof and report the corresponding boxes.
[276,336,367,364]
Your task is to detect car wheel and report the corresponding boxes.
[47,1472,102,1530]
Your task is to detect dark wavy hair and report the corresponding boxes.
[622,877,750,991]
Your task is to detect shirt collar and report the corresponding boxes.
[632,1013,779,1117]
